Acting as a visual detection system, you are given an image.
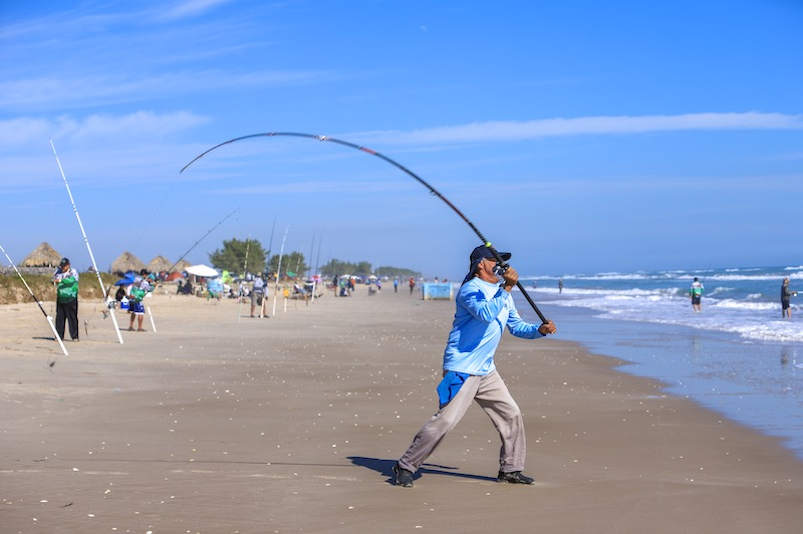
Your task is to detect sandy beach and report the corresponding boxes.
[3,285,803,533]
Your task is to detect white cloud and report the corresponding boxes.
[159,0,235,21]
[68,110,209,140]
[0,117,52,147]
[0,69,328,112]
[0,111,208,154]
[367,112,803,145]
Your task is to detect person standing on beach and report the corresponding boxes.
[781,278,798,319]
[408,276,416,295]
[250,273,266,317]
[689,277,704,313]
[51,257,80,341]
[128,269,153,331]
[393,245,557,488]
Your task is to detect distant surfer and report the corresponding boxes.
[689,277,704,313]
[781,278,798,319]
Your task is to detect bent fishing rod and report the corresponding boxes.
[0,244,69,360]
[165,208,240,274]
[180,132,548,324]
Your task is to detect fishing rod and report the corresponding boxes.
[180,132,548,323]
[266,216,277,265]
[165,208,240,274]
[237,235,251,322]
[272,225,289,317]
[293,245,304,281]
[50,139,124,344]
[311,227,325,304]
[261,216,277,318]
[314,227,324,277]
[308,230,316,281]
[0,244,69,361]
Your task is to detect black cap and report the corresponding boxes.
[462,245,511,284]
[59,258,70,266]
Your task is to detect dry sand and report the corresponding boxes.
[3,285,803,533]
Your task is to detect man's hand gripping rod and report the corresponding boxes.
[485,243,549,326]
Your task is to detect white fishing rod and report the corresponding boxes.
[260,216,276,318]
[311,227,324,304]
[147,306,158,332]
[0,244,69,360]
[237,235,251,322]
[49,139,124,344]
[308,230,315,281]
[307,230,316,305]
[272,225,289,317]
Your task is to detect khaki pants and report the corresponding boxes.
[398,370,526,474]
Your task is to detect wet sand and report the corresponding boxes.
[3,285,803,533]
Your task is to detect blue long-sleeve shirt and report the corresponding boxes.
[443,277,544,376]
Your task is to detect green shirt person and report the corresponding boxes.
[51,258,80,341]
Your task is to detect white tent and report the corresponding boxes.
[185,264,220,277]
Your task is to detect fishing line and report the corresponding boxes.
[0,244,69,363]
[165,208,240,274]
[130,174,183,252]
[49,139,125,344]
[180,132,548,323]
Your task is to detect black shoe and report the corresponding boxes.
[497,471,535,485]
[393,463,414,487]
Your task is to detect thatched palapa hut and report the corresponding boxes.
[147,255,173,273]
[111,251,146,275]
[20,242,62,268]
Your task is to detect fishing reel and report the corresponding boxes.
[492,262,509,277]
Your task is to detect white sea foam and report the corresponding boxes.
[516,264,803,343]
[513,264,803,461]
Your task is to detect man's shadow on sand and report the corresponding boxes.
[347,456,496,485]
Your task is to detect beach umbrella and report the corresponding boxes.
[185,264,220,277]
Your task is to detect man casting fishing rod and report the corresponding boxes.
[394,245,557,487]
[180,132,557,486]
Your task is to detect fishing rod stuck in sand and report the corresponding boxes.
[50,139,124,344]
[0,243,69,364]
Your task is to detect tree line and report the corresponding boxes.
[208,238,420,279]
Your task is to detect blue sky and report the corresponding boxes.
[1,0,801,279]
